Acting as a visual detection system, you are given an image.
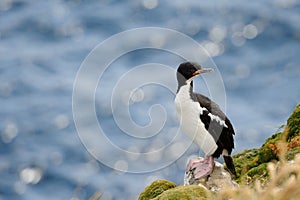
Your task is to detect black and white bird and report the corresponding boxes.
[175,62,236,179]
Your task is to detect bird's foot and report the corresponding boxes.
[186,156,215,179]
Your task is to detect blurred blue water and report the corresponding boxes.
[1,0,300,199]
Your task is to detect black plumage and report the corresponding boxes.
[195,93,236,175]
[194,93,235,158]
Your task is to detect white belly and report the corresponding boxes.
[175,84,217,156]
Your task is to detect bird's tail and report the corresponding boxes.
[223,155,237,177]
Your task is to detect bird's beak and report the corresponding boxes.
[192,68,214,76]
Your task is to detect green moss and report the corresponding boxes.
[232,149,260,179]
[258,145,277,162]
[153,185,207,200]
[138,180,176,200]
[232,139,279,183]
[286,104,300,142]
[139,182,208,200]
[242,163,269,186]
[232,145,277,182]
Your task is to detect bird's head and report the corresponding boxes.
[176,62,213,83]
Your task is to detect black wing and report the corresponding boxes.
[194,93,235,158]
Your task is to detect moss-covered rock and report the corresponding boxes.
[153,185,207,200]
[139,180,208,200]
[138,180,176,200]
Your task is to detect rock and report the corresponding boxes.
[151,185,207,200]
[138,181,207,200]
[138,180,176,200]
[184,160,238,191]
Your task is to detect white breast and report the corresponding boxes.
[175,83,217,156]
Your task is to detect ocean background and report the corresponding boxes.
[1,0,300,199]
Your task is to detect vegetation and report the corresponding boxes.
[138,103,300,200]
[138,180,176,200]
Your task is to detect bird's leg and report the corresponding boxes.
[186,156,215,179]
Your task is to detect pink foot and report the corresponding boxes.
[186,156,215,179]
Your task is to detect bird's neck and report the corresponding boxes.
[177,79,194,95]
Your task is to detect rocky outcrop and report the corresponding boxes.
[184,161,238,191]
